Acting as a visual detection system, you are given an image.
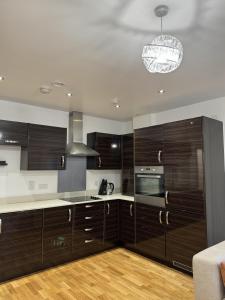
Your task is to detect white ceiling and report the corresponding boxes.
[0,0,225,120]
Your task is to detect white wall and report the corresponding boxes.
[0,99,132,198]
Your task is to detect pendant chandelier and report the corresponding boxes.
[142,5,183,74]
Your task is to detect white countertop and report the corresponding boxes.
[0,194,134,214]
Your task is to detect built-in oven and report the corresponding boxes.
[135,166,165,207]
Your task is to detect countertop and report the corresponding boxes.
[0,194,134,214]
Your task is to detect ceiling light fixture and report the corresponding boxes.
[142,5,183,74]
[67,92,72,97]
[52,81,65,88]
[0,76,5,81]
[159,89,165,94]
[115,104,120,108]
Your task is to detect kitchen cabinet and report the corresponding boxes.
[135,125,164,166]
[87,132,121,169]
[43,206,73,267]
[73,202,104,258]
[122,133,134,195]
[104,200,119,249]
[136,203,166,260]
[119,200,135,249]
[0,210,43,282]
[21,124,67,170]
[0,119,28,147]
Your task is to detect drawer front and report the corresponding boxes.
[44,206,73,227]
[75,202,104,217]
[0,210,43,233]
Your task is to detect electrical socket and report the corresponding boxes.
[28,181,35,191]
[38,183,48,190]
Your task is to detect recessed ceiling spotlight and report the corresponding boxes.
[0,76,5,81]
[51,81,65,88]
[159,89,165,94]
[115,104,120,108]
[40,85,52,94]
[67,92,72,97]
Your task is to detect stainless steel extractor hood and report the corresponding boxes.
[67,111,99,156]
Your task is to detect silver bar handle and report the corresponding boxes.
[0,219,2,234]
[84,228,93,232]
[130,204,133,217]
[159,210,163,224]
[107,203,110,215]
[68,208,72,222]
[61,155,65,168]
[85,216,93,220]
[85,239,94,244]
[158,150,162,163]
[85,204,94,208]
[165,191,169,204]
[166,211,170,225]
[98,156,102,168]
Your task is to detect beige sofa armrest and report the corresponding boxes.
[193,241,225,300]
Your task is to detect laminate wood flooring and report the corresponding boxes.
[0,248,194,300]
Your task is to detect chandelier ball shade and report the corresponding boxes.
[142,34,183,74]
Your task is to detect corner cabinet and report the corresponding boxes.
[119,200,135,249]
[87,132,121,169]
[21,124,67,170]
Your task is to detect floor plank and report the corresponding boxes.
[0,248,194,300]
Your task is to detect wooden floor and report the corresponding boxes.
[0,248,194,300]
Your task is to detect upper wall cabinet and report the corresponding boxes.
[0,120,28,147]
[21,124,67,170]
[87,132,121,169]
[122,133,134,195]
[135,125,164,166]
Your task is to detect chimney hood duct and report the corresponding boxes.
[67,111,99,156]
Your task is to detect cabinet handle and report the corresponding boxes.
[61,155,65,168]
[130,204,133,217]
[159,210,163,224]
[0,219,2,234]
[68,208,72,222]
[98,156,102,168]
[158,150,162,163]
[85,216,93,220]
[166,211,170,225]
[5,140,18,144]
[85,239,94,244]
[107,203,110,215]
[84,228,93,232]
[85,204,94,208]
[165,191,169,205]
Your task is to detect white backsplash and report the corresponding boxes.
[86,170,121,193]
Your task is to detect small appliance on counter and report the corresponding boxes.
[98,179,108,195]
[107,182,114,195]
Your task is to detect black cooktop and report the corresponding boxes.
[61,195,101,203]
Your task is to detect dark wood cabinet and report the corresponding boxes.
[0,210,43,282]
[0,120,28,147]
[73,202,104,258]
[21,124,67,170]
[43,206,73,267]
[122,134,134,195]
[87,132,121,169]
[119,200,135,249]
[135,125,164,166]
[104,200,119,249]
[136,203,166,260]
[166,210,206,269]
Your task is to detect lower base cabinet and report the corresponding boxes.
[104,200,119,249]
[43,206,73,267]
[0,210,43,282]
[119,200,135,249]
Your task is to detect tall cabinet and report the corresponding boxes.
[135,117,225,271]
[121,133,134,195]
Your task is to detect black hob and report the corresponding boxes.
[61,195,101,203]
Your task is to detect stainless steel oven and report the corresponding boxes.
[135,166,165,207]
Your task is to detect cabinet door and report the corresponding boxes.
[43,206,73,266]
[164,118,204,214]
[122,134,134,195]
[104,201,119,249]
[26,124,67,170]
[0,210,43,282]
[73,202,104,258]
[136,203,166,260]
[0,120,28,147]
[135,125,164,166]
[119,201,135,248]
[166,210,207,270]
[87,133,121,169]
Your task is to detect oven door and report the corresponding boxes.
[135,173,165,207]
